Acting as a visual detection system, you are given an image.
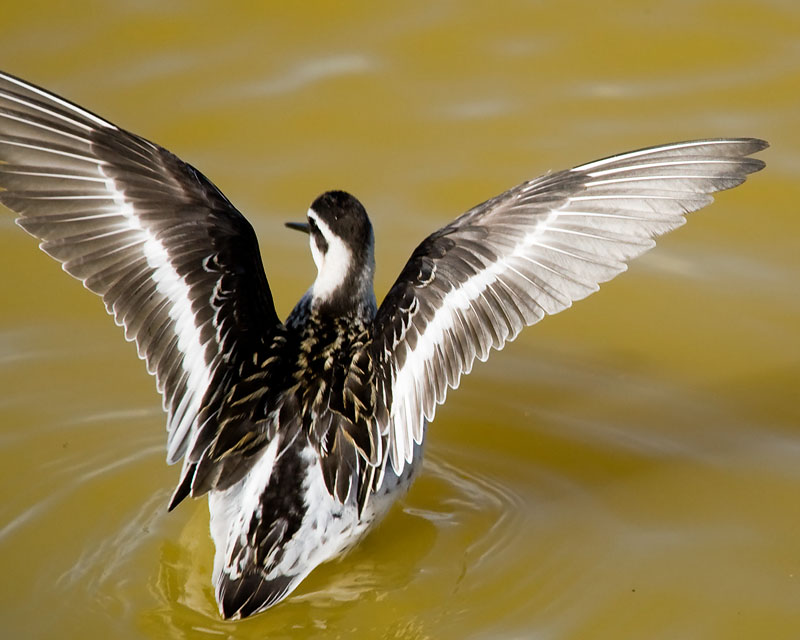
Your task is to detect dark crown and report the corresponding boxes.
[310,191,373,249]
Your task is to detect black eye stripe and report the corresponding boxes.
[314,233,328,254]
[308,218,320,234]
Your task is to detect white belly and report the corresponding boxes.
[206,433,425,616]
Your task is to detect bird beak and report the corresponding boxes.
[285,221,310,234]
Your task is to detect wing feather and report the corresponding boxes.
[0,72,282,502]
[373,138,767,474]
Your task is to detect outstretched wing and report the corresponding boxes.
[372,138,767,474]
[0,72,282,498]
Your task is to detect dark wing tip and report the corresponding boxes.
[167,464,196,511]
[715,137,768,153]
[730,137,768,172]
[742,137,769,152]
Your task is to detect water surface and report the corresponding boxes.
[1,2,798,638]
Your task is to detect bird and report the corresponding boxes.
[0,69,766,619]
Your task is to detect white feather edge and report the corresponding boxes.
[93,163,215,463]
[0,72,115,130]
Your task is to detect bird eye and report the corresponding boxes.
[308,218,320,234]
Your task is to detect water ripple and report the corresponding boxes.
[0,440,163,543]
[421,454,528,575]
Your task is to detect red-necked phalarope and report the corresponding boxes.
[0,71,766,619]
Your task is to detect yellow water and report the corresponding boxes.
[1,1,798,638]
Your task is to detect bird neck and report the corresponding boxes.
[310,264,377,321]
[308,232,377,321]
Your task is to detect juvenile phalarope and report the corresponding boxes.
[0,71,766,619]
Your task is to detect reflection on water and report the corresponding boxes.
[1,1,798,638]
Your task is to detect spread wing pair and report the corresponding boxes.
[0,71,767,501]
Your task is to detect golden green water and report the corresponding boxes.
[1,2,798,638]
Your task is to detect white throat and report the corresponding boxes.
[308,208,353,301]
